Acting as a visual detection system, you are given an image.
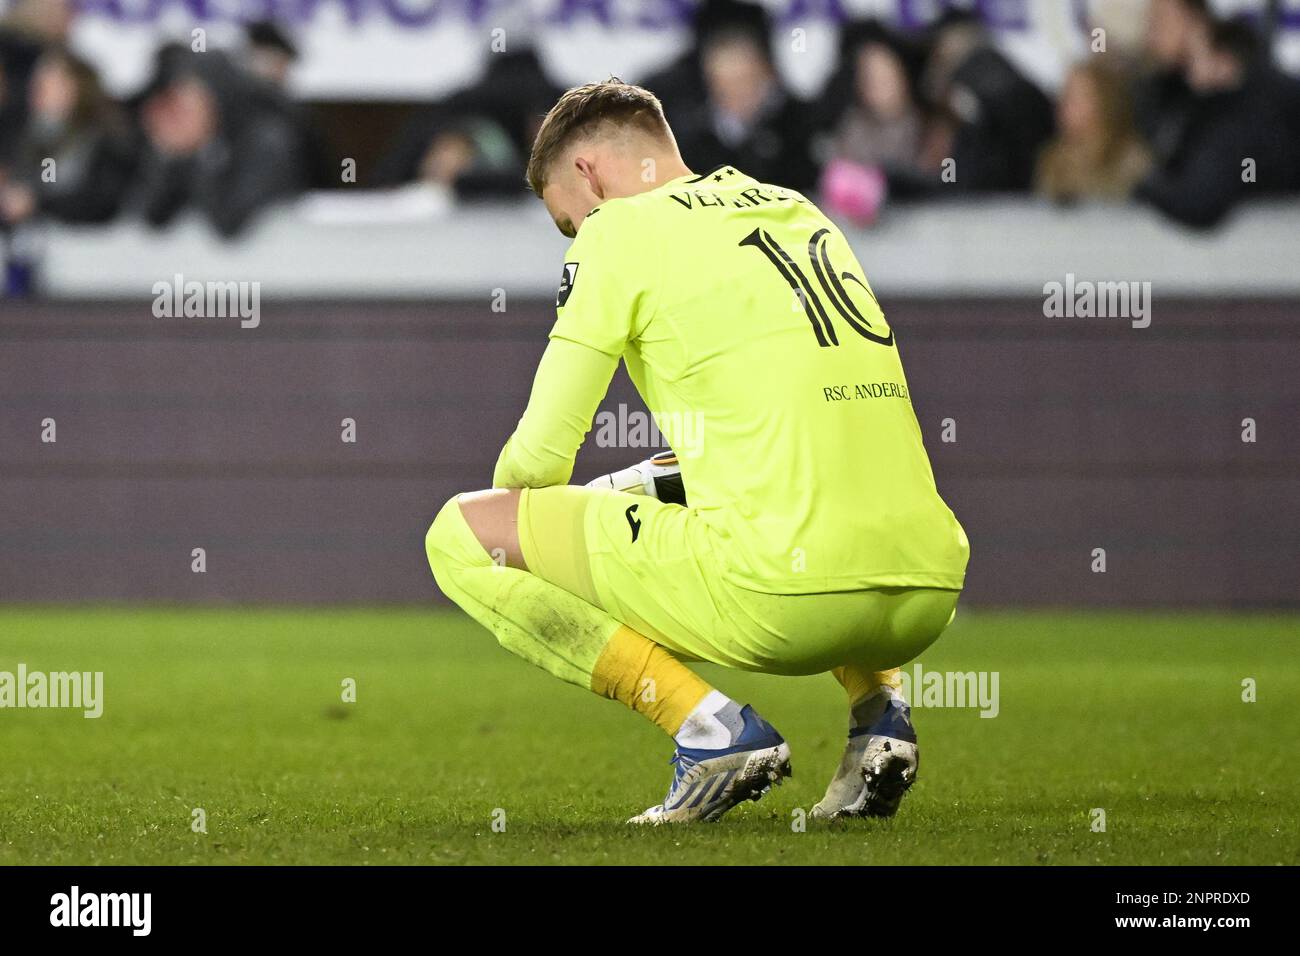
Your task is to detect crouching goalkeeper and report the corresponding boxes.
[425,80,969,824]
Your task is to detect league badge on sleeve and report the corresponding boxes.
[556,262,579,307]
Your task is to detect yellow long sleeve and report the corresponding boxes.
[493,336,620,489]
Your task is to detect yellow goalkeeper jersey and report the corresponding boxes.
[495,165,969,594]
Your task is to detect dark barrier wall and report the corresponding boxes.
[1,299,1296,606]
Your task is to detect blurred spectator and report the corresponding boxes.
[373,47,560,198]
[240,20,335,189]
[0,48,137,226]
[819,21,928,223]
[244,20,297,88]
[1135,16,1300,228]
[828,23,925,172]
[414,118,520,195]
[1133,0,1210,169]
[918,12,1054,192]
[641,0,772,131]
[671,26,818,190]
[0,0,75,171]
[1035,62,1151,204]
[2,0,1295,243]
[129,49,310,237]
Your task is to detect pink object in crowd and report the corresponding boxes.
[820,159,888,226]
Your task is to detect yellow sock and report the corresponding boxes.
[590,626,713,736]
[832,664,901,706]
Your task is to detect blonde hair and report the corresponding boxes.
[526,79,670,196]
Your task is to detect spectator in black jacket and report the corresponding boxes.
[0,0,75,172]
[1,0,76,297]
[1135,17,1299,228]
[129,49,309,237]
[640,0,773,132]
[1132,0,1210,170]
[919,12,1054,192]
[241,20,336,190]
[0,48,137,226]
[670,25,818,191]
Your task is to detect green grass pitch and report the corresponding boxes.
[1,607,1295,865]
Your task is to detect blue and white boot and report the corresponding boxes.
[812,687,918,820]
[629,694,792,825]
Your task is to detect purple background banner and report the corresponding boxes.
[1,297,1296,606]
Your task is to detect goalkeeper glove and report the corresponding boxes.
[585,451,687,505]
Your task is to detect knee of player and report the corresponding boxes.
[424,494,469,576]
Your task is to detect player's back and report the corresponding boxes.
[557,165,969,594]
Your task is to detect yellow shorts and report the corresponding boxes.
[517,485,959,676]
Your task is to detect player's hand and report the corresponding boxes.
[585,451,686,505]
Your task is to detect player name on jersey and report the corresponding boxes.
[669,172,808,212]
